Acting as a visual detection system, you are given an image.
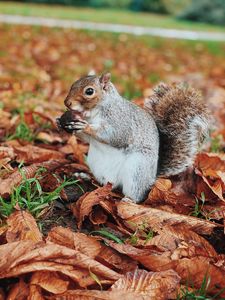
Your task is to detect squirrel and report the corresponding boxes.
[59,73,208,203]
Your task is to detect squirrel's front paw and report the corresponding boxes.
[64,120,88,132]
[73,120,89,132]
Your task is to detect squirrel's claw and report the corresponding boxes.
[64,121,76,130]
[63,119,89,133]
[72,120,89,131]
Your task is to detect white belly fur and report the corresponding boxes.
[87,139,126,187]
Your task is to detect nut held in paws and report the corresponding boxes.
[58,110,82,133]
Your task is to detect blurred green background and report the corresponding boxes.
[2,0,225,26]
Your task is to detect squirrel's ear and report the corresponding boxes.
[99,72,111,90]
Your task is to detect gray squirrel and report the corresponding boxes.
[58,73,208,203]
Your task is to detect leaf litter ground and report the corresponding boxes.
[0,24,225,299]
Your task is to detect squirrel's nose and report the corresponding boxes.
[64,98,72,109]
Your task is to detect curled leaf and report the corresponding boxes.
[74,184,113,228]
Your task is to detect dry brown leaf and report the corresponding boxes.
[0,145,15,172]
[46,226,77,249]
[6,210,42,243]
[39,172,62,193]
[105,240,170,271]
[0,240,121,286]
[70,232,102,259]
[31,271,69,294]
[117,201,218,235]
[0,159,68,197]
[7,279,29,300]
[148,225,217,257]
[28,285,45,300]
[68,135,87,164]
[0,225,7,238]
[59,142,75,155]
[111,269,180,300]
[90,208,108,225]
[213,254,225,271]
[197,153,225,174]
[110,240,155,257]
[147,178,172,202]
[173,257,225,296]
[48,290,148,300]
[202,203,225,220]
[13,144,64,164]
[0,240,44,272]
[196,177,218,201]
[74,184,113,228]
[0,109,12,130]
[0,146,15,161]
[146,177,195,211]
[196,153,225,201]
[36,131,63,143]
[47,226,137,274]
[107,240,225,295]
[97,246,138,274]
[47,226,102,258]
[6,261,103,288]
[49,269,180,300]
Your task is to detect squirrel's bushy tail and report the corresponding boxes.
[145,83,209,177]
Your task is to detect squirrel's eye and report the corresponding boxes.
[85,88,95,96]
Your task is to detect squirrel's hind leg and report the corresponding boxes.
[120,153,157,203]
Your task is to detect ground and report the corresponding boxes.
[0,20,225,299]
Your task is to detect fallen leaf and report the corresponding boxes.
[74,184,113,228]
[47,226,102,258]
[0,225,7,238]
[49,269,180,300]
[97,245,138,274]
[117,201,218,235]
[146,177,195,211]
[0,109,12,130]
[111,269,180,300]
[196,153,225,201]
[48,290,149,300]
[31,271,69,294]
[107,240,225,295]
[47,226,137,274]
[6,210,42,243]
[28,285,45,300]
[13,144,64,164]
[202,203,225,220]
[89,207,108,225]
[173,257,225,296]
[148,224,217,257]
[0,240,121,286]
[0,146,15,161]
[68,135,87,164]
[7,261,104,288]
[35,131,63,143]
[7,279,29,300]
